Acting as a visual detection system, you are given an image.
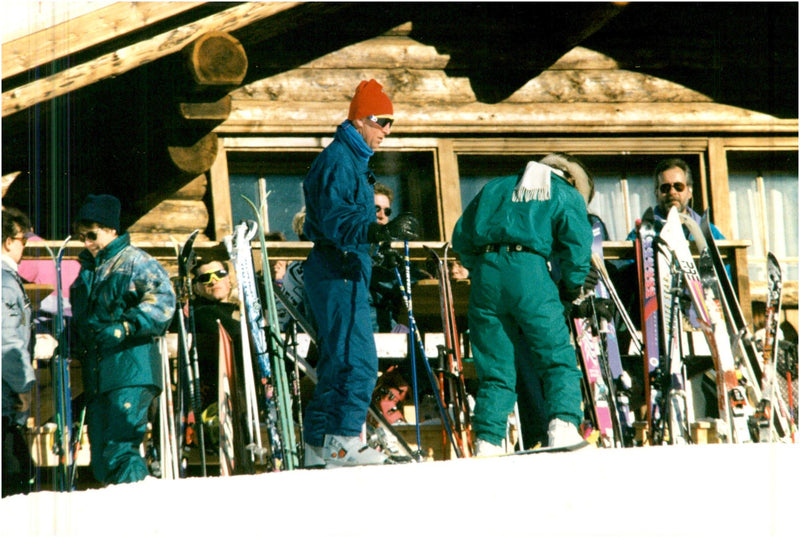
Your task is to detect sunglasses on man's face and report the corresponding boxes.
[375,205,392,217]
[659,182,687,194]
[367,115,394,128]
[196,269,228,285]
[76,230,100,242]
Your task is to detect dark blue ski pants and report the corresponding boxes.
[303,248,378,446]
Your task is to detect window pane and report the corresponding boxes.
[229,152,315,239]
[227,150,437,240]
[456,154,701,241]
[728,151,798,281]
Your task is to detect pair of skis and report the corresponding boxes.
[42,236,80,490]
[224,210,298,471]
[572,219,634,448]
[425,244,474,457]
[171,229,208,476]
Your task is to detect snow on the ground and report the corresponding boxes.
[2,443,797,537]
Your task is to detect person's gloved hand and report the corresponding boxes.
[562,267,601,303]
[571,298,615,321]
[94,322,130,349]
[368,213,420,243]
[375,242,403,269]
[582,267,601,293]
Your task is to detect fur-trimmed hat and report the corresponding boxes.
[539,153,594,205]
[75,194,121,231]
[348,79,393,120]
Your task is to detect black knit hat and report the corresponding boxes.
[75,194,121,231]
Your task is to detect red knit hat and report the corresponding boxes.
[347,79,393,120]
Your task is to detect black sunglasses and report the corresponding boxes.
[76,230,99,242]
[367,115,394,128]
[375,206,392,217]
[196,269,228,284]
[659,182,687,194]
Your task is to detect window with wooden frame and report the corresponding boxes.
[726,149,798,282]
[223,139,440,241]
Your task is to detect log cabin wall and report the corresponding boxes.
[211,22,797,332]
[2,4,797,334]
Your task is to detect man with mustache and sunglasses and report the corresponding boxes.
[617,159,725,419]
[70,194,176,485]
[625,158,724,241]
[302,79,420,468]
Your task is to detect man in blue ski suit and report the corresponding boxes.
[302,79,419,468]
[70,194,175,484]
[452,157,595,455]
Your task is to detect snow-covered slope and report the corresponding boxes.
[2,443,797,537]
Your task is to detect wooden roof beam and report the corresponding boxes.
[2,2,301,118]
[2,2,206,80]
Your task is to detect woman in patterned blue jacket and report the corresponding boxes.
[70,194,175,485]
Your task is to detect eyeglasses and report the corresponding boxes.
[76,230,100,242]
[10,234,28,246]
[375,206,392,217]
[196,269,228,285]
[367,115,394,128]
[659,182,687,194]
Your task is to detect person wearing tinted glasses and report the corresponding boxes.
[70,194,176,485]
[185,256,243,421]
[625,158,724,241]
[301,79,419,468]
[616,159,726,419]
[2,207,37,496]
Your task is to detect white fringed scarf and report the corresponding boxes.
[512,160,562,202]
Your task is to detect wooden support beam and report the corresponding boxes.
[166,132,219,177]
[2,2,300,117]
[182,32,248,88]
[178,96,232,121]
[2,2,205,79]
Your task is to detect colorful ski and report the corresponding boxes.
[217,321,236,475]
[425,243,474,457]
[653,237,692,444]
[172,229,207,476]
[634,208,661,442]
[242,195,299,470]
[754,253,785,441]
[224,223,268,466]
[572,313,618,447]
[664,210,750,443]
[45,236,73,490]
[589,218,634,446]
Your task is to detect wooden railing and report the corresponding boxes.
[22,239,756,324]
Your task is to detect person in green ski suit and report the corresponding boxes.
[452,158,593,455]
[70,194,176,484]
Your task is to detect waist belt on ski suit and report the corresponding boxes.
[480,243,543,257]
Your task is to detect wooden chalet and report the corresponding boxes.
[3,2,798,334]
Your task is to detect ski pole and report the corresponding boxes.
[394,246,462,457]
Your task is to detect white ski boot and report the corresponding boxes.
[322,435,388,468]
[474,437,506,457]
[304,443,326,469]
[547,418,584,448]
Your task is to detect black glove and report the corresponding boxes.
[571,298,615,322]
[368,213,420,243]
[94,322,130,349]
[583,267,601,293]
[375,242,402,270]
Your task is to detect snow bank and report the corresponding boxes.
[2,443,797,537]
